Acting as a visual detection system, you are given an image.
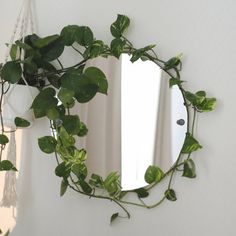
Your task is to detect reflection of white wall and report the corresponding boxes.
[121,54,161,190]
[170,86,187,163]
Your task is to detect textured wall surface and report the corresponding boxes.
[0,0,235,235]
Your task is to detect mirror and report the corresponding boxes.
[83,54,187,191]
[0,13,217,229]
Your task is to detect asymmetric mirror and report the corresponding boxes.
[120,54,187,190]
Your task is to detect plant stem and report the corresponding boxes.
[147,196,166,209]
[0,80,6,162]
[72,46,84,57]
[34,59,88,79]
[57,59,64,69]
[68,182,130,218]
[192,108,197,135]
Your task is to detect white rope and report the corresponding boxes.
[1,131,17,208]
[29,3,35,34]
[1,0,35,208]
[4,3,24,63]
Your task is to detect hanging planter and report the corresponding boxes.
[2,84,39,129]
[0,0,38,215]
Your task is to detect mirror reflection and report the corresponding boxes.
[120,54,187,190]
[78,54,187,191]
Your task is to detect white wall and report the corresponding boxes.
[0,0,236,235]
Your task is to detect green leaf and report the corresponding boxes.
[71,163,87,180]
[78,179,92,194]
[164,53,182,70]
[185,91,216,112]
[0,134,9,145]
[76,26,94,47]
[197,97,216,112]
[35,59,57,71]
[33,108,46,118]
[55,162,71,178]
[32,88,58,118]
[61,68,82,91]
[57,127,75,147]
[183,159,196,178]
[34,35,60,48]
[84,66,108,94]
[61,69,99,103]
[1,61,22,84]
[195,91,206,97]
[110,213,119,224]
[140,56,149,61]
[110,38,125,59]
[130,50,142,63]
[40,39,64,62]
[75,149,87,161]
[24,34,41,48]
[60,179,68,196]
[130,45,156,63]
[15,40,32,50]
[75,83,99,103]
[46,108,60,120]
[23,58,38,75]
[135,188,149,198]
[87,40,107,58]
[61,115,80,135]
[104,172,121,197]
[32,87,57,109]
[185,91,205,105]
[14,117,30,127]
[47,75,61,89]
[58,88,75,106]
[110,14,130,38]
[9,44,17,60]
[0,160,17,171]
[165,189,177,201]
[181,133,202,154]
[60,25,80,46]
[169,78,184,88]
[144,165,164,184]
[89,173,104,188]
[38,136,57,154]
[56,105,66,117]
[78,122,88,137]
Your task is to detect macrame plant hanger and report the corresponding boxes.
[1,0,35,209]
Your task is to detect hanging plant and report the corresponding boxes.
[0,14,216,224]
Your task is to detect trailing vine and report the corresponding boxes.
[0,14,216,226]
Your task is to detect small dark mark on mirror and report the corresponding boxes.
[177,119,185,126]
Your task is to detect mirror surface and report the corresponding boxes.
[120,54,187,190]
[78,54,187,191]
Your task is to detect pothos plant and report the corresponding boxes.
[0,14,216,224]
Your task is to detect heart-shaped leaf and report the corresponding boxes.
[0,160,17,171]
[110,213,119,224]
[165,189,177,201]
[38,136,57,154]
[110,14,130,38]
[15,117,31,127]
[1,61,22,84]
[183,159,196,178]
[0,134,9,145]
[144,165,164,184]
